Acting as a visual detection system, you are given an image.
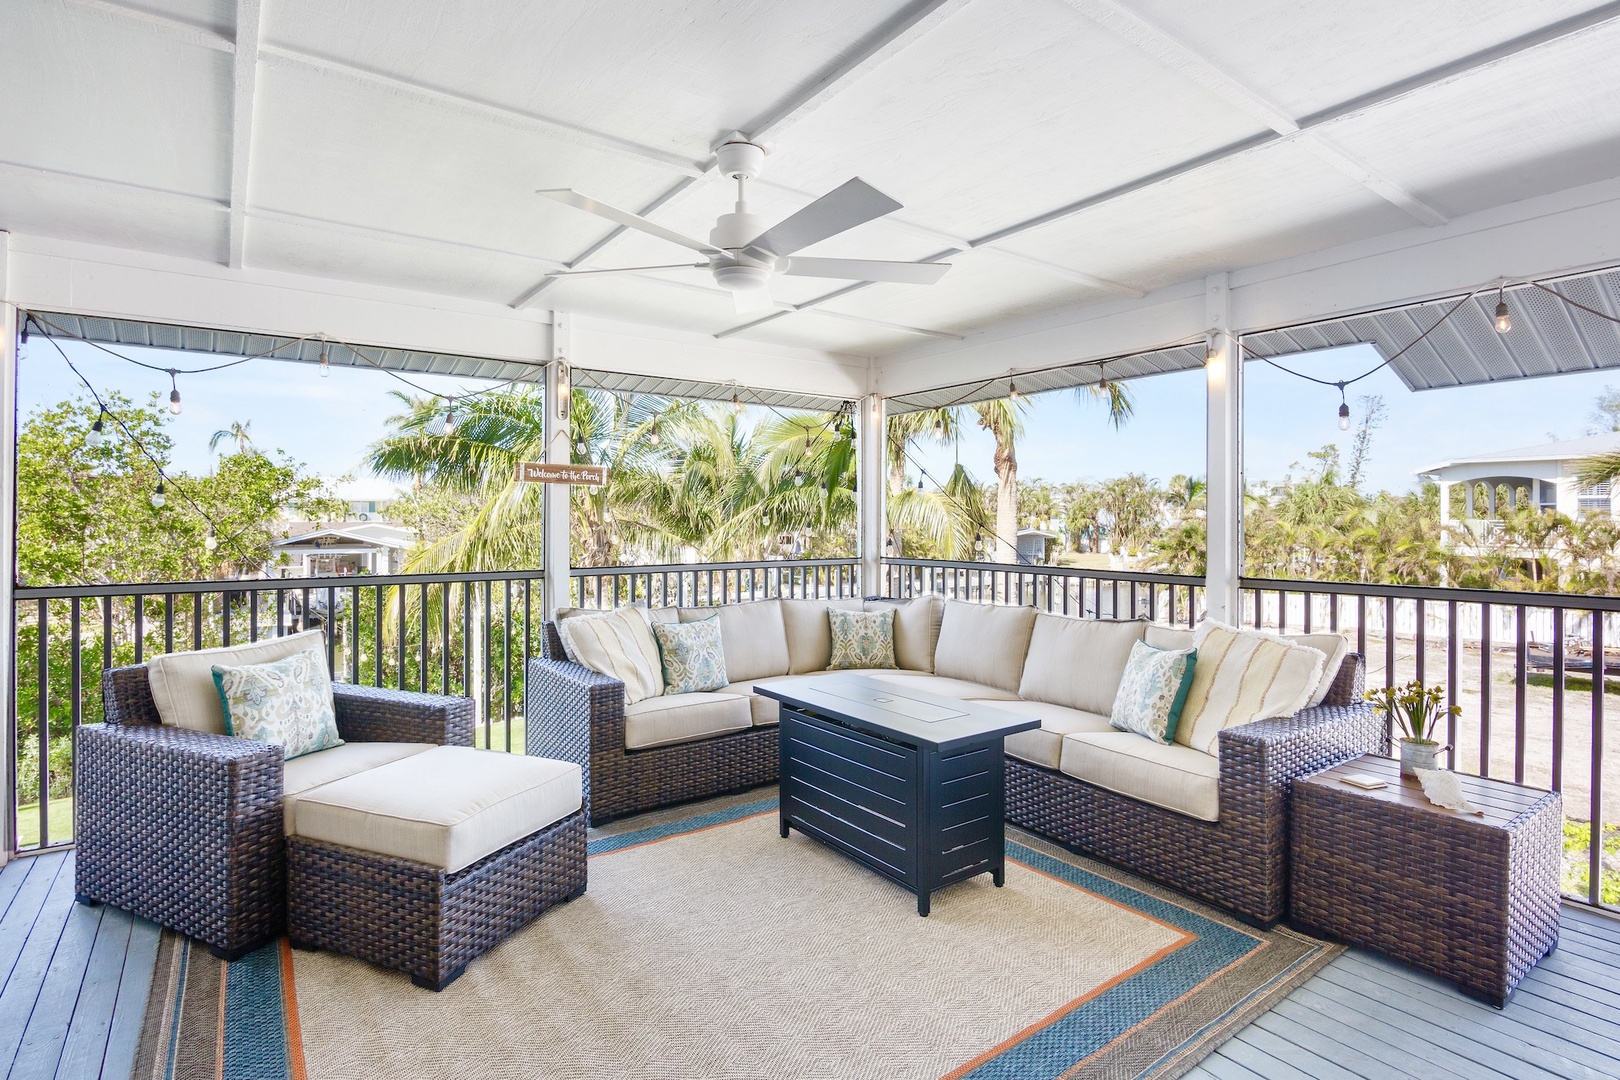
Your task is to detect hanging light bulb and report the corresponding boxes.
[1097,362,1110,393]
[1494,285,1512,334]
[574,438,587,455]
[150,481,166,509]
[441,400,456,437]
[794,470,805,487]
[732,390,743,416]
[648,415,660,447]
[203,527,219,553]
[167,371,182,415]
[1008,380,1021,401]
[318,342,330,378]
[1337,383,1351,431]
[85,409,106,450]
[916,476,925,490]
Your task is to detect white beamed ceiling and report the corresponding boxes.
[3,0,1620,364]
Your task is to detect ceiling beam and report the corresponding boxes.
[247,208,570,270]
[0,159,226,210]
[509,0,974,309]
[612,271,961,339]
[226,0,262,269]
[62,0,234,52]
[711,1,1620,337]
[1056,0,1446,227]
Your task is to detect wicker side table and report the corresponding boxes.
[1290,754,1561,1007]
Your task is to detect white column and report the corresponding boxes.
[1437,480,1453,525]
[542,316,573,617]
[858,393,886,598]
[0,232,15,860]
[1204,272,1241,625]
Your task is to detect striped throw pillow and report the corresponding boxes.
[557,608,665,705]
[1175,623,1325,753]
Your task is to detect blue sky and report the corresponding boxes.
[18,336,1614,499]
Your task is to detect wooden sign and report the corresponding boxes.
[516,462,608,486]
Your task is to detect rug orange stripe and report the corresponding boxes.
[215,960,227,1080]
[280,938,309,1080]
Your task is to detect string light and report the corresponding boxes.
[1097,362,1110,393]
[1336,382,1351,431]
[85,409,107,450]
[441,400,456,437]
[150,481,166,509]
[916,476,924,490]
[1008,380,1021,401]
[1494,284,1512,334]
[167,371,182,415]
[203,527,219,552]
[648,415,660,447]
[732,389,743,416]
[319,341,330,377]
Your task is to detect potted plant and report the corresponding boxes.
[1364,681,1461,776]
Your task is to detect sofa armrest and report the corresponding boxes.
[74,722,286,954]
[1320,652,1367,707]
[1217,702,1385,817]
[332,683,474,746]
[524,654,625,817]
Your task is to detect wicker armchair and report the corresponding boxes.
[526,623,778,825]
[75,665,475,959]
[1004,655,1384,927]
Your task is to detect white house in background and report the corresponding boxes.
[270,522,413,577]
[328,477,405,523]
[1417,433,1620,533]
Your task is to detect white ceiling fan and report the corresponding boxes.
[537,137,951,314]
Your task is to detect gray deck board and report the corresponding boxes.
[0,851,1615,1080]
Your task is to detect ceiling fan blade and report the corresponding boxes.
[745,178,903,258]
[538,189,722,256]
[780,256,951,285]
[732,282,776,315]
[545,263,708,277]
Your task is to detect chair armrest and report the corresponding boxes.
[332,683,474,746]
[74,722,286,952]
[524,656,625,816]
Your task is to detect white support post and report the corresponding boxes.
[858,393,886,598]
[542,316,573,617]
[1204,272,1241,625]
[0,232,15,861]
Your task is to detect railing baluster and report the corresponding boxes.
[1480,602,1492,779]
[133,597,144,664]
[349,584,361,685]
[1552,610,1565,792]
[163,593,174,655]
[419,583,429,692]
[441,583,452,693]
[1590,609,1605,906]
[1516,605,1528,785]
[504,578,513,751]
[1414,597,1426,688]
[483,581,493,747]
[36,599,49,847]
[1447,600,1459,771]
[1383,596,1395,692]
[373,586,384,687]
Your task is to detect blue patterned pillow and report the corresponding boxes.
[212,648,343,759]
[1109,640,1197,744]
[651,616,729,694]
[828,608,897,670]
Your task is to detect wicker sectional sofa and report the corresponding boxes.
[527,596,1382,926]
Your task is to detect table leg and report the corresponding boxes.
[993,866,1005,887]
[917,892,931,917]
[779,817,790,838]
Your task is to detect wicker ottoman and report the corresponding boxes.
[287,746,587,990]
[1290,754,1561,1007]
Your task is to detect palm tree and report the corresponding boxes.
[884,407,970,557]
[971,398,1027,563]
[209,420,253,455]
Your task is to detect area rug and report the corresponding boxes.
[134,790,1338,1079]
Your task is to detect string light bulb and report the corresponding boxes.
[203,527,219,553]
[732,390,743,416]
[167,371,182,415]
[86,409,106,450]
[150,481,166,509]
[1494,285,1512,334]
[916,476,925,490]
[319,342,330,378]
[441,400,456,437]
[648,415,660,447]
[1337,383,1351,431]
[1008,380,1021,401]
[1097,362,1110,393]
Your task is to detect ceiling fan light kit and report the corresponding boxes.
[537,136,951,314]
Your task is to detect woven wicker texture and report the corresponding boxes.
[528,625,777,824]
[288,809,587,989]
[1006,655,1382,926]
[1290,756,1562,1006]
[77,662,476,958]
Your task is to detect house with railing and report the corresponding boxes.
[3,2,1620,1078]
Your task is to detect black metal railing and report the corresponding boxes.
[882,558,1205,625]
[10,569,544,853]
[569,558,862,610]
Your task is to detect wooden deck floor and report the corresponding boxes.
[2,850,1617,1080]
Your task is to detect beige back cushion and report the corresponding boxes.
[1144,624,1196,652]
[1284,633,1351,706]
[147,629,327,734]
[556,607,665,705]
[1018,614,1148,716]
[781,598,865,674]
[931,601,1037,694]
[1176,622,1325,753]
[681,600,789,683]
[864,596,944,672]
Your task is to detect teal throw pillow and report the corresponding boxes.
[212,648,343,759]
[1109,640,1197,744]
[827,608,897,670]
[651,616,729,694]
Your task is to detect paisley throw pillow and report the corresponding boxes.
[212,648,343,760]
[827,608,897,670]
[651,616,729,694]
[1109,640,1197,744]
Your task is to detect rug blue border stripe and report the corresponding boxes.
[587,797,778,856]
[222,943,289,1080]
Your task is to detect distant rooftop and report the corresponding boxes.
[1416,431,1620,474]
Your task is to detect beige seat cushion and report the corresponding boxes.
[281,742,435,835]
[1145,625,1196,651]
[1018,614,1147,716]
[781,599,865,674]
[623,692,753,749]
[292,746,582,873]
[146,629,327,734]
[680,600,789,684]
[722,677,792,726]
[1177,623,1325,754]
[863,596,945,671]
[1284,633,1351,706]
[864,671,1016,701]
[932,601,1037,693]
[987,699,1115,770]
[556,607,664,705]
[1060,732,1221,822]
